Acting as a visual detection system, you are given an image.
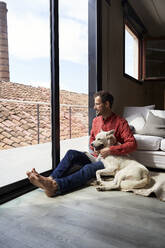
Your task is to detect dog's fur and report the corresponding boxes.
[91,130,150,191]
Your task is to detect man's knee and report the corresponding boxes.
[65,149,78,159]
[83,163,93,172]
[66,149,75,155]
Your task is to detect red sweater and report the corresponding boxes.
[90,112,137,156]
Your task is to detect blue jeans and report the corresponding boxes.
[50,149,104,194]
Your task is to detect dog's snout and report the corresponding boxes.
[93,144,104,151]
[91,142,94,147]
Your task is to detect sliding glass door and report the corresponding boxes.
[0,0,101,203]
[58,0,89,158]
[0,0,52,189]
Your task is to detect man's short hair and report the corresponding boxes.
[94,91,114,108]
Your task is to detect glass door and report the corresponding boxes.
[58,0,89,158]
[0,0,52,188]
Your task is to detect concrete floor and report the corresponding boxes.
[0,186,165,248]
[1,135,165,247]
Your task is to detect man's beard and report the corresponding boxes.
[96,111,101,116]
[96,109,105,116]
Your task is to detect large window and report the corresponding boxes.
[125,25,165,81]
[0,0,52,203]
[123,1,165,82]
[124,24,139,80]
[58,0,89,159]
[0,0,101,204]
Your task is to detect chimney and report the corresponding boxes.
[0,1,10,82]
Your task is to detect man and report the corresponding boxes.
[27,91,137,197]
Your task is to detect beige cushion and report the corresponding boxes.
[150,110,165,119]
[123,105,155,120]
[126,114,145,132]
[134,134,162,151]
[160,139,165,151]
[137,111,165,137]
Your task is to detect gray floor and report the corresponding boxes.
[0,186,165,248]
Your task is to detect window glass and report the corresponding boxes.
[59,0,89,159]
[125,25,139,80]
[0,0,51,187]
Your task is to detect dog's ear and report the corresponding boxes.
[107,135,117,146]
[106,130,116,146]
[106,129,115,136]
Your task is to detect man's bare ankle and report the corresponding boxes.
[48,176,53,180]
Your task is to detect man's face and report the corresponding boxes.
[94,96,109,116]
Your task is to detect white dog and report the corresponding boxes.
[90,130,150,191]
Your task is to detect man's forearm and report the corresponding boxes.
[109,141,137,155]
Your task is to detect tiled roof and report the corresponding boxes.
[0,81,88,150]
[0,81,88,104]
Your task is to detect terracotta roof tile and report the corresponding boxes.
[0,81,88,150]
[3,137,13,145]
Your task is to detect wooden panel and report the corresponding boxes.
[164,89,165,109]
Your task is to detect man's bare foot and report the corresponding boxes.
[26,169,58,197]
[32,168,38,175]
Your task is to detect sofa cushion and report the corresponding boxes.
[126,114,145,132]
[134,134,163,151]
[160,139,165,151]
[123,105,155,120]
[150,110,165,119]
[132,150,165,169]
[136,111,165,137]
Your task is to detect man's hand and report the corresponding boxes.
[94,150,100,157]
[99,147,111,159]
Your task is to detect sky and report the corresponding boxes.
[5,0,88,93]
[125,28,138,80]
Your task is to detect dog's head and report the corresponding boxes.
[91,129,117,151]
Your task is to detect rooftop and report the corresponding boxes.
[0,81,88,149]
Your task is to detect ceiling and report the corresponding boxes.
[128,0,165,36]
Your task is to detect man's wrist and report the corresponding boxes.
[109,147,112,155]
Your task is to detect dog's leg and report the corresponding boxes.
[96,181,119,191]
[114,166,150,190]
[96,170,123,191]
[96,170,102,184]
[96,168,115,185]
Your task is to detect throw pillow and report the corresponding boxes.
[126,114,145,132]
[160,139,165,151]
[150,110,165,119]
[136,111,165,137]
[123,105,155,120]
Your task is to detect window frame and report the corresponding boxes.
[88,0,103,132]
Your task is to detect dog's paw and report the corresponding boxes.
[97,180,103,185]
[96,186,104,191]
[89,180,98,186]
